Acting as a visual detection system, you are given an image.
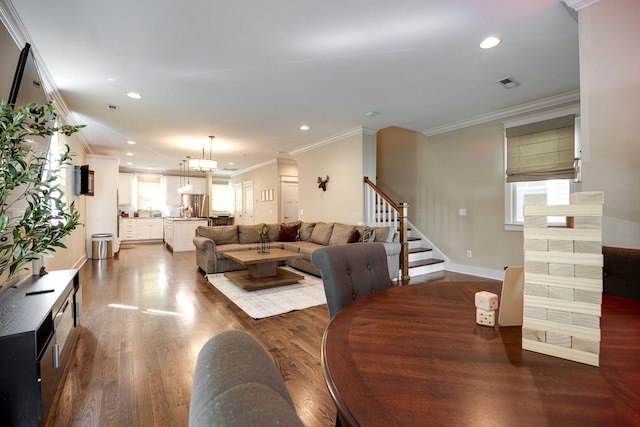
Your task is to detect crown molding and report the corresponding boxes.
[289,126,376,156]
[562,0,600,11]
[422,90,580,137]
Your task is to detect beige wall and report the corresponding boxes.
[43,132,88,272]
[293,132,365,224]
[578,0,640,248]
[231,161,280,224]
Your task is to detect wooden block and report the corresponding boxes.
[547,308,572,324]
[526,250,603,267]
[574,265,602,280]
[549,263,574,277]
[574,289,602,304]
[572,337,600,354]
[547,332,572,348]
[572,313,600,329]
[524,215,548,228]
[523,194,547,205]
[570,191,604,205]
[522,328,545,342]
[524,283,548,297]
[499,266,524,327]
[523,306,547,320]
[548,239,573,252]
[525,260,548,274]
[524,239,548,251]
[525,227,600,241]
[568,216,602,229]
[574,240,602,254]
[524,204,602,217]
[525,273,601,292]
[549,286,574,301]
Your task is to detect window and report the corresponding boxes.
[136,175,163,211]
[504,107,580,230]
[211,182,232,213]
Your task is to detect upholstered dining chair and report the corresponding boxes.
[311,242,392,319]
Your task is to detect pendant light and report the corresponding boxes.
[188,136,218,172]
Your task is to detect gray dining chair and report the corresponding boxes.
[311,242,392,320]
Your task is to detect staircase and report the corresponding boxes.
[363,177,445,279]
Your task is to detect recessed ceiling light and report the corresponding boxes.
[126,152,133,156]
[366,111,378,117]
[300,125,310,131]
[127,140,136,145]
[479,36,501,49]
[229,162,235,166]
[126,92,142,99]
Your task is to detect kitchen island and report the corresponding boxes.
[164,218,208,252]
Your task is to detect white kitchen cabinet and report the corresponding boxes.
[164,218,207,252]
[165,176,182,205]
[183,177,207,195]
[118,173,133,205]
[119,218,163,241]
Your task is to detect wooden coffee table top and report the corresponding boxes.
[223,248,303,265]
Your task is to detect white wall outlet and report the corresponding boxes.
[467,250,472,258]
[459,208,467,216]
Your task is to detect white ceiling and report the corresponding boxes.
[6,0,579,175]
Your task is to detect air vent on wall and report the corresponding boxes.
[498,77,519,89]
[106,104,119,112]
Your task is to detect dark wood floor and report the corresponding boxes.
[45,242,498,427]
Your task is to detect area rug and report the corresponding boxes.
[206,268,327,319]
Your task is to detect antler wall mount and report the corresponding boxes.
[317,175,329,191]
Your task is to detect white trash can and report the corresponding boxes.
[91,233,113,259]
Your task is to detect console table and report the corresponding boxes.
[322,282,640,426]
[0,269,81,427]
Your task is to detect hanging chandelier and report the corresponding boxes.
[178,159,193,193]
[189,136,218,172]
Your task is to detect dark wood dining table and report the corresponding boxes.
[321,281,640,426]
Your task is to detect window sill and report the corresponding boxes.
[504,223,523,232]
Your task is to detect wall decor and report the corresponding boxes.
[317,175,329,191]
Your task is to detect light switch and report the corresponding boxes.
[459,208,467,216]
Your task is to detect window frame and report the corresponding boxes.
[503,105,581,231]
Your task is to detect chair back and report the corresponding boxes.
[311,243,391,319]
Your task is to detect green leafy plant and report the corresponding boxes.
[0,100,84,286]
[258,225,270,239]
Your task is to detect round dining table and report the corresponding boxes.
[321,281,640,426]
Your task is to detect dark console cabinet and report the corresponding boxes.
[0,269,81,426]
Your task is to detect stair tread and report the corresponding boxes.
[408,247,432,254]
[408,258,444,268]
[407,237,420,242]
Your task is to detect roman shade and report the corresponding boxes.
[506,115,577,182]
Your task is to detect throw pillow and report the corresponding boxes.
[298,222,316,241]
[356,226,375,243]
[278,223,300,242]
[374,226,395,243]
[309,222,334,245]
[347,229,361,243]
[267,224,281,242]
[328,223,357,245]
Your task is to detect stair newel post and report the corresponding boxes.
[399,202,410,282]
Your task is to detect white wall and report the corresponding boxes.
[578,0,640,248]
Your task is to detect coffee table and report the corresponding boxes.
[223,248,305,291]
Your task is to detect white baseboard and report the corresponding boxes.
[445,263,504,281]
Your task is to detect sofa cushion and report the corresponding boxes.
[348,229,361,243]
[238,224,264,244]
[198,226,238,245]
[328,223,357,245]
[309,222,334,245]
[267,224,281,242]
[279,222,300,242]
[283,241,319,254]
[298,222,316,241]
[374,226,395,243]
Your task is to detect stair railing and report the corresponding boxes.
[363,177,409,281]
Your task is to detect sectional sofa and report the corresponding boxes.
[193,221,401,280]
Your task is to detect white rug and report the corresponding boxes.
[206,268,327,319]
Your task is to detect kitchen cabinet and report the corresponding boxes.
[182,177,207,195]
[164,218,207,252]
[118,173,133,205]
[119,218,164,241]
[0,270,81,427]
[164,176,181,205]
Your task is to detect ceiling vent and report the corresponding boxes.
[498,77,519,89]
[106,104,119,112]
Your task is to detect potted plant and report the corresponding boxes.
[0,100,84,290]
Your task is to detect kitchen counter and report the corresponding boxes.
[164,218,208,252]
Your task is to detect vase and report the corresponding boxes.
[258,235,270,254]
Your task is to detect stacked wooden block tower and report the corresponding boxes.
[522,191,604,366]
